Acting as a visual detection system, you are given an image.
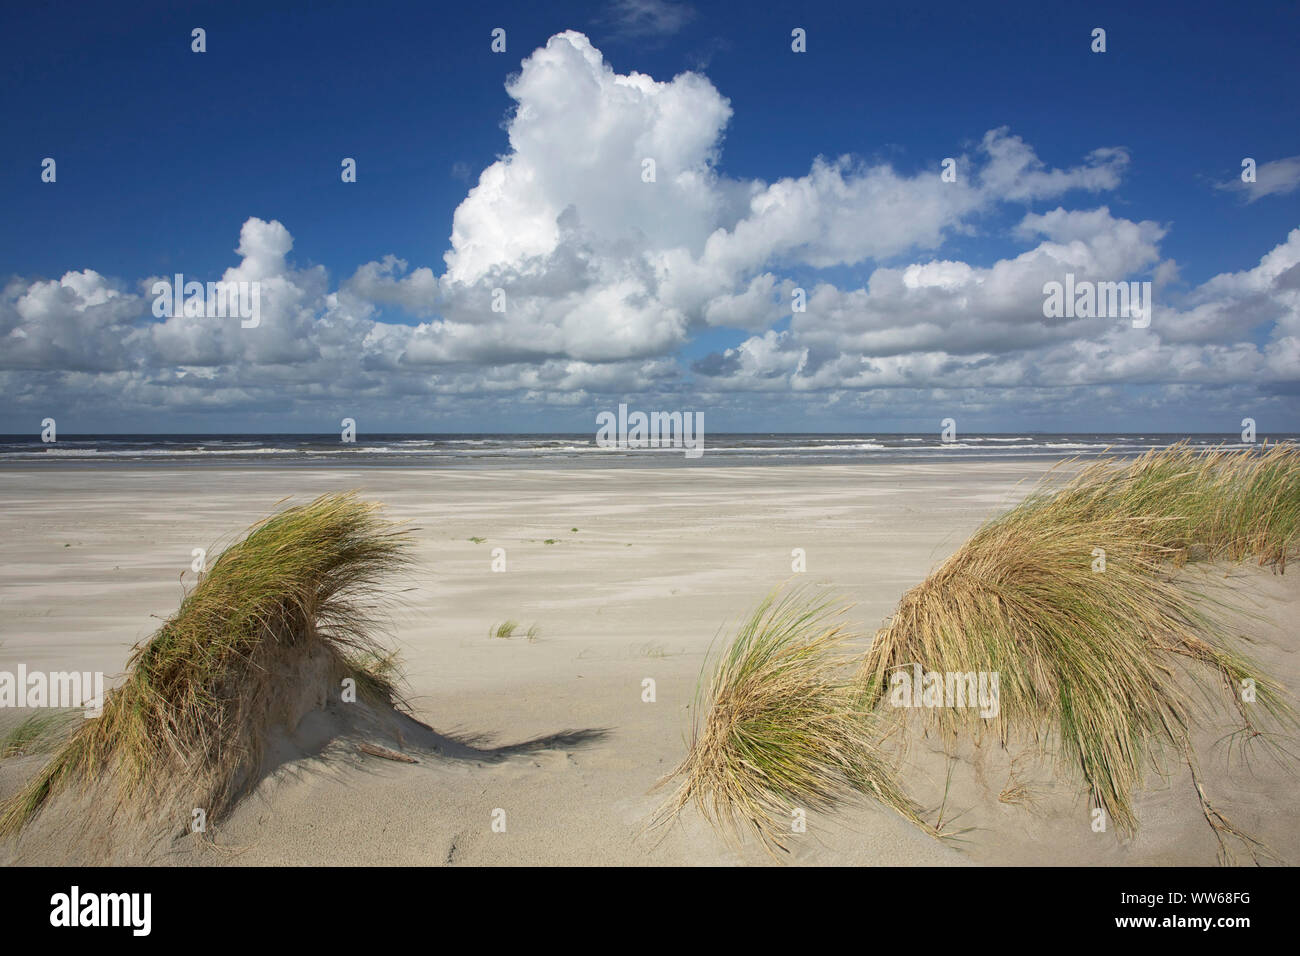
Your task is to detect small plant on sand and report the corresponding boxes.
[490,620,539,642]
[342,648,407,707]
[0,492,413,840]
[0,710,81,760]
[862,442,1298,860]
[655,588,930,856]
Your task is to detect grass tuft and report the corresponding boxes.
[656,588,929,856]
[0,492,412,839]
[862,442,1298,843]
[1038,441,1300,570]
[489,620,539,642]
[0,711,82,760]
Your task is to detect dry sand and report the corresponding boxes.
[0,462,1295,865]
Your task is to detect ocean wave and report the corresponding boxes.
[2,436,1290,465]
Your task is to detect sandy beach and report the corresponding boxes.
[2,460,1295,866]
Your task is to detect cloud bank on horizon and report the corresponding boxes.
[3,30,1299,432]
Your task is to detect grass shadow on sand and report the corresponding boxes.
[0,492,609,864]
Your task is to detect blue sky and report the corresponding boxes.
[2,0,1298,433]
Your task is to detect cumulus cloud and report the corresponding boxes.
[2,270,138,372]
[432,31,1136,363]
[692,219,1300,394]
[343,256,439,317]
[1,31,1296,431]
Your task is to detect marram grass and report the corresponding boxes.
[655,588,930,856]
[0,492,412,839]
[862,442,1298,852]
[0,710,81,759]
[1037,441,1300,570]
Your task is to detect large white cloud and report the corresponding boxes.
[430,31,1134,364]
[694,218,1300,394]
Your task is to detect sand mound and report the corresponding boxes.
[0,492,415,863]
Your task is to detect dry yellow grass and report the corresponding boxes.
[862,442,1298,855]
[655,588,930,855]
[0,492,412,840]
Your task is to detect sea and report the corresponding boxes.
[0,433,1293,468]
